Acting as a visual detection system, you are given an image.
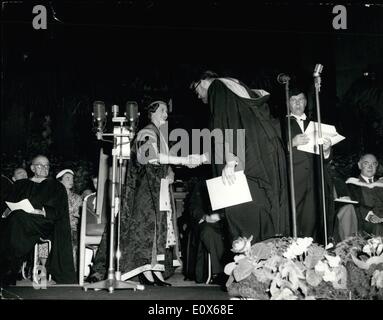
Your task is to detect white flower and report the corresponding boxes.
[365,237,383,256]
[322,270,337,282]
[296,237,313,251]
[283,237,313,260]
[231,236,253,254]
[314,260,328,274]
[371,270,383,289]
[325,255,341,268]
[362,244,372,256]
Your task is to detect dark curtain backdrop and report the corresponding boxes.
[1,3,382,164]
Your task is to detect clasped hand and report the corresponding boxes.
[183,154,204,168]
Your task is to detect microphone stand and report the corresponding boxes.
[313,68,328,247]
[84,117,144,293]
[283,79,298,238]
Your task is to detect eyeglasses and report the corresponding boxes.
[33,164,50,170]
[192,80,201,93]
[361,161,378,168]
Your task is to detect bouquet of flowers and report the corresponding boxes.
[225,235,383,300]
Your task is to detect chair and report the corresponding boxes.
[21,238,52,283]
[33,238,52,284]
[78,192,107,286]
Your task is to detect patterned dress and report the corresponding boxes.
[67,190,82,271]
[91,122,180,279]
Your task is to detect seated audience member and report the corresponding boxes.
[188,178,228,285]
[1,174,14,218]
[337,154,383,238]
[56,169,82,272]
[12,167,28,182]
[0,155,76,286]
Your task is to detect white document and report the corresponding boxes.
[334,197,358,204]
[5,199,35,213]
[159,178,171,211]
[206,170,252,211]
[297,121,345,155]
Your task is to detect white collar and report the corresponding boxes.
[360,174,374,183]
[290,113,307,121]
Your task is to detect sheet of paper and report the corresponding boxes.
[334,198,358,204]
[297,121,345,155]
[5,199,35,213]
[206,170,252,211]
[159,178,171,211]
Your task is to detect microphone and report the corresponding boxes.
[277,73,291,84]
[112,104,119,118]
[313,64,323,77]
[125,101,138,132]
[92,101,106,134]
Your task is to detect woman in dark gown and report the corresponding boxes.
[88,100,202,285]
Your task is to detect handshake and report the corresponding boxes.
[181,153,209,168]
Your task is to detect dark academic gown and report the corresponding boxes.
[347,176,383,236]
[282,116,335,244]
[208,79,290,243]
[0,178,76,284]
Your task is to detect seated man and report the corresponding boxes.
[0,155,76,285]
[337,153,383,239]
[188,179,228,285]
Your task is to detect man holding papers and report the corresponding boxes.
[0,155,76,285]
[283,88,335,243]
[192,71,290,244]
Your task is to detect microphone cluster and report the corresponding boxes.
[92,101,139,137]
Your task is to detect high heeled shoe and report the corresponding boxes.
[152,273,172,287]
[138,273,155,286]
[86,272,103,283]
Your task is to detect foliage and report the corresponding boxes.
[226,236,383,300]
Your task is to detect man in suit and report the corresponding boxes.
[284,88,335,243]
[342,154,383,236]
[187,178,228,285]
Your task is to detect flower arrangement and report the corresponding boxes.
[225,236,383,300]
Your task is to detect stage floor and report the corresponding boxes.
[2,271,229,300]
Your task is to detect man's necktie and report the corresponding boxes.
[369,178,374,184]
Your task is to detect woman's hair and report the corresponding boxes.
[145,100,167,120]
[200,70,219,80]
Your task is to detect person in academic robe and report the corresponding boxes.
[191,70,290,244]
[282,88,335,244]
[0,155,76,286]
[341,154,383,237]
[87,100,203,286]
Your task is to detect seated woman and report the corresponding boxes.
[88,100,204,286]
